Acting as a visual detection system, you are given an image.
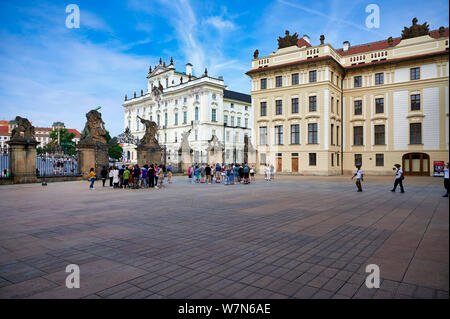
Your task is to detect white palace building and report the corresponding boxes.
[122,58,252,166]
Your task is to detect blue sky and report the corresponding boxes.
[0,0,448,135]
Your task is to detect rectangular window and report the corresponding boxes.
[330,124,334,145]
[231,103,234,108]
[410,123,422,144]
[245,118,248,128]
[309,153,317,166]
[276,100,282,115]
[411,94,420,111]
[308,123,318,144]
[353,126,363,145]
[260,101,267,116]
[375,98,384,114]
[375,73,384,85]
[337,152,340,166]
[164,113,168,127]
[291,124,300,144]
[354,76,362,87]
[337,100,340,115]
[376,154,384,166]
[331,153,334,166]
[261,78,267,89]
[410,67,420,80]
[336,126,339,146]
[275,125,283,145]
[183,111,187,124]
[231,116,235,126]
[309,96,317,112]
[309,70,317,83]
[354,100,362,115]
[354,154,362,167]
[212,109,217,122]
[291,98,299,113]
[174,113,178,125]
[292,73,299,85]
[237,117,241,127]
[331,97,334,113]
[224,115,228,125]
[374,125,385,145]
[276,76,283,87]
[259,127,267,145]
[260,153,267,165]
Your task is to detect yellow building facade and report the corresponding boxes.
[247,21,449,176]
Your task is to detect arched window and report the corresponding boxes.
[195,107,199,121]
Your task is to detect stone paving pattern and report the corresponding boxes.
[0,175,448,299]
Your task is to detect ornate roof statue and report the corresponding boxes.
[278,30,299,49]
[137,116,159,147]
[79,109,107,145]
[10,116,36,142]
[253,49,259,59]
[401,18,430,39]
[320,35,325,45]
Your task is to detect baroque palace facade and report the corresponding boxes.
[122,59,252,166]
[247,19,449,175]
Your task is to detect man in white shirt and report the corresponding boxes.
[391,164,405,193]
[351,165,363,192]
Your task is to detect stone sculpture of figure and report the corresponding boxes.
[278,30,299,49]
[401,18,430,39]
[10,116,36,142]
[180,129,192,151]
[79,109,107,145]
[137,116,158,147]
[253,49,259,59]
[320,35,325,45]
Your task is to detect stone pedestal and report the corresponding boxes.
[8,140,39,184]
[78,143,109,179]
[137,145,162,167]
[178,148,192,173]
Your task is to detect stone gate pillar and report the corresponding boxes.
[8,140,39,184]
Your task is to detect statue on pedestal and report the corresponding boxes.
[79,110,107,146]
[10,116,37,143]
[137,116,158,147]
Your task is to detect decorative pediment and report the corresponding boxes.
[401,18,430,39]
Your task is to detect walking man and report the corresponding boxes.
[351,165,363,192]
[441,162,449,197]
[391,164,405,193]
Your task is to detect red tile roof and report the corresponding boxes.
[0,120,8,127]
[67,129,81,138]
[0,126,9,136]
[297,38,312,48]
[336,28,449,56]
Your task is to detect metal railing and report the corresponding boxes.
[0,147,11,178]
[36,152,80,177]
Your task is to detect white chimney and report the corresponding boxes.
[186,63,193,76]
[303,34,310,44]
[343,41,350,52]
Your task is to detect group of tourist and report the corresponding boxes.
[187,163,255,185]
[88,163,173,190]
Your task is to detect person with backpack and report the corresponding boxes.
[243,164,250,184]
[215,163,221,182]
[391,164,405,193]
[205,164,211,184]
[142,164,149,188]
[148,164,155,188]
[122,166,130,189]
[119,165,125,188]
[167,163,173,184]
[351,165,363,192]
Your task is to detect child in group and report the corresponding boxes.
[88,168,96,190]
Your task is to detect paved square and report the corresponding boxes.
[0,175,448,299]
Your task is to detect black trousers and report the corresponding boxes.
[102,178,106,187]
[109,177,113,187]
[393,178,404,192]
[444,178,449,194]
[149,176,155,188]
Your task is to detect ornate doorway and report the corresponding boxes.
[402,152,430,176]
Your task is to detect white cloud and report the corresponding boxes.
[204,16,236,30]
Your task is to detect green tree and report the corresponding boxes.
[109,144,123,160]
[49,128,76,155]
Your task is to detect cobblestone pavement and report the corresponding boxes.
[0,175,448,299]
